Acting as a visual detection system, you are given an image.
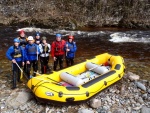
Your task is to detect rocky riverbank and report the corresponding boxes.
[0,71,150,113]
[0,0,150,29]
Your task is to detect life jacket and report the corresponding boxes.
[27,44,37,55]
[13,46,22,58]
[19,36,27,47]
[42,44,49,54]
[54,40,65,56]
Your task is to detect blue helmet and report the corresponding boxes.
[35,32,40,36]
[13,38,20,43]
[56,33,62,38]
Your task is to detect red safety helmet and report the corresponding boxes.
[68,35,74,40]
[19,30,25,35]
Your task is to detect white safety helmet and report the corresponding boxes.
[28,36,34,41]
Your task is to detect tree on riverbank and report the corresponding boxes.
[0,0,149,29]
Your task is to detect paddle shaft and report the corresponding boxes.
[15,62,23,79]
[15,62,23,72]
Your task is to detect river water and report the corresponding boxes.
[0,26,150,81]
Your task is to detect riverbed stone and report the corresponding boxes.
[19,104,28,111]
[90,99,101,108]
[97,109,107,113]
[78,108,94,113]
[147,89,150,94]
[112,108,125,113]
[0,68,3,73]
[128,72,140,81]
[135,82,146,91]
[142,93,148,100]
[137,97,144,104]
[6,91,33,109]
[141,106,150,113]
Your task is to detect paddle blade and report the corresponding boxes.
[20,71,23,79]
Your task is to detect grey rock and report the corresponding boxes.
[131,110,138,113]
[90,99,101,109]
[133,106,142,111]
[135,82,146,91]
[142,93,148,100]
[19,104,27,111]
[27,110,33,113]
[128,72,140,81]
[78,108,94,113]
[148,89,150,94]
[148,97,150,101]
[135,103,141,107]
[141,106,150,113]
[0,103,5,109]
[0,68,3,73]
[103,106,109,111]
[106,96,111,103]
[137,97,144,104]
[16,92,33,104]
[113,108,125,113]
[1,84,6,89]
[6,91,33,109]
[97,107,108,113]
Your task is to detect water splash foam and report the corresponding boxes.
[109,32,150,43]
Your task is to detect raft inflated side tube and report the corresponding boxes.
[86,62,109,74]
[60,72,84,86]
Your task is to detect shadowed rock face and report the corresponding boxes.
[0,0,150,29]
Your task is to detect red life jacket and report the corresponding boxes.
[51,40,66,57]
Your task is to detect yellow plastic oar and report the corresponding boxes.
[16,62,23,79]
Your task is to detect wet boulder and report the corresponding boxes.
[6,91,33,109]
[90,98,101,108]
[127,72,140,81]
[135,81,146,91]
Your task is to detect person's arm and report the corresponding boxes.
[51,42,55,58]
[21,47,24,62]
[64,43,67,52]
[21,47,25,65]
[6,46,13,61]
[70,42,77,52]
[48,44,51,53]
[37,45,41,54]
[39,44,43,54]
[24,45,29,61]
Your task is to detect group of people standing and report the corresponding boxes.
[6,30,77,89]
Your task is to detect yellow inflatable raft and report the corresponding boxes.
[27,53,125,103]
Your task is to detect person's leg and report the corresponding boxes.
[70,58,74,66]
[43,57,47,74]
[12,63,17,89]
[26,63,31,79]
[53,56,59,71]
[40,57,44,74]
[17,62,22,82]
[46,56,50,72]
[66,58,70,67]
[33,60,38,76]
[23,62,26,73]
[59,55,64,70]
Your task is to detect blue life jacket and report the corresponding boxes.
[25,43,40,61]
[6,46,24,62]
[65,41,77,58]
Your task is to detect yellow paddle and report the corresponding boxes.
[15,62,23,79]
